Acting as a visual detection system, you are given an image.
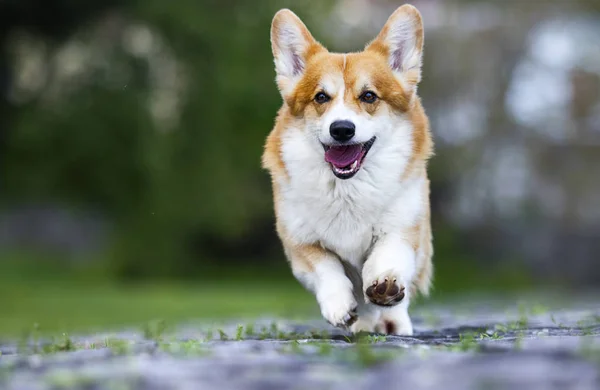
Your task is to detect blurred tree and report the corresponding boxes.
[0,0,128,162]
[4,0,598,288]
[0,0,333,278]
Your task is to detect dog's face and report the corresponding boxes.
[270,5,425,180]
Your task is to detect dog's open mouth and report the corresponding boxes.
[323,137,376,179]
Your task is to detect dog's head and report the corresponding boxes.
[270,5,428,180]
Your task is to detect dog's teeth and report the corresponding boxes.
[332,159,360,176]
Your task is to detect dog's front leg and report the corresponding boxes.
[361,233,415,335]
[284,243,358,328]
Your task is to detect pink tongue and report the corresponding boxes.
[325,145,362,167]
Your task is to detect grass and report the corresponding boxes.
[315,341,332,356]
[0,262,316,338]
[278,333,399,367]
[0,252,584,339]
[11,320,409,368]
[162,339,210,357]
[142,319,168,341]
[235,325,244,341]
[451,333,480,352]
[218,329,228,341]
[104,338,131,355]
[352,334,399,367]
[478,331,502,341]
[365,334,387,343]
[245,323,255,337]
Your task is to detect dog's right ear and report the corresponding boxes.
[271,9,323,97]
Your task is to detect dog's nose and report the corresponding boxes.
[329,120,356,142]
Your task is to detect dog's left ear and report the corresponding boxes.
[367,5,424,89]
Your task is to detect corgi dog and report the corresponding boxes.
[262,4,433,335]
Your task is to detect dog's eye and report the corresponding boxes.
[314,92,330,104]
[360,91,378,104]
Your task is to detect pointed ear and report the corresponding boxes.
[271,9,323,97]
[367,5,424,89]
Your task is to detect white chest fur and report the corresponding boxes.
[277,129,424,270]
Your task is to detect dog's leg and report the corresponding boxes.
[340,262,380,333]
[361,234,415,335]
[350,304,381,333]
[376,303,413,335]
[284,243,358,328]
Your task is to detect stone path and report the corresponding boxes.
[1,301,599,389]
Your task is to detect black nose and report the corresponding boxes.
[329,120,355,142]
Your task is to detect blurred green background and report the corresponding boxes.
[1,0,599,336]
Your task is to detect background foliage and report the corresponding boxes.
[1,1,599,334]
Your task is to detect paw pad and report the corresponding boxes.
[365,277,405,306]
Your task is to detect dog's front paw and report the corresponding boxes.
[364,275,406,307]
[317,291,358,328]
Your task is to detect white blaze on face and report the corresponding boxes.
[318,73,375,146]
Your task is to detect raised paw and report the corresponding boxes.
[365,277,405,307]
